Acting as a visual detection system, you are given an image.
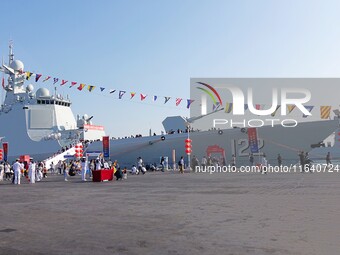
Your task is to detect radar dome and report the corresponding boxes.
[36,88,50,98]
[26,84,34,92]
[10,60,24,72]
[83,114,89,120]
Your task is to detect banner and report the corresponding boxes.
[3,142,8,162]
[247,128,259,153]
[102,136,110,158]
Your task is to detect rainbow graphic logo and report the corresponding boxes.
[196,82,223,112]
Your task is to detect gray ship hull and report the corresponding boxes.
[86,119,339,168]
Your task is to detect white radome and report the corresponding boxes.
[26,84,34,92]
[36,88,50,98]
[10,60,24,71]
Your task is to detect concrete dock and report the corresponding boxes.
[1,171,340,255]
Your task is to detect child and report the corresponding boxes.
[122,167,128,180]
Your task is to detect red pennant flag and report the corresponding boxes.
[2,76,5,89]
[43,76,51,82]
[176,98,182,106]
[130,92,136,99]
[60,80,68,86]
[140,94,147,101]
[77,83,85,91]
[69,82,77,88]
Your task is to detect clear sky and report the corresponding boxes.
[1,0,340,137]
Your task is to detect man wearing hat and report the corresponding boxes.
[28,158,36,184]
[13,159,24,185]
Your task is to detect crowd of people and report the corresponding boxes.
[1,151,333,184]
[0,155,152,185]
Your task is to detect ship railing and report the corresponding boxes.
[44,146,77,169]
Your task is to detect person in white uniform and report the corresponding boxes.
[81,157,88,181]
[13,159,24,185]
[28,159,36,184]
[0,162,4,181]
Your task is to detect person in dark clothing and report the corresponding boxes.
[114,167,123,180]
[277,154,282,167]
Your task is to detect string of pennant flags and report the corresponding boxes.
[23,71,334,118]
[24,71,195,109]
[224,103,332,119]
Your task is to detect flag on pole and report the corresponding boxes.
[53,78,59,85]
[60,80,68,86]
[130,92,136,99]
[164,97,171,104]
[100,87,105,92]
[153,95,158,102]
[175,98,182,106]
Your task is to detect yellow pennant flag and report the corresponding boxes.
[25,71,32,80]
[320,106,331,119]
[287,104,296,113]
[224,102,233,113]
[87,85,95,92]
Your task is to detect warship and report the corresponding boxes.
[0,44,339,167]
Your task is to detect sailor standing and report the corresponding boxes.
[13,159,24,185]
[28,159,36,184]
[81,157,88,181]
[0,161,4,181]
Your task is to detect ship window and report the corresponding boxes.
[37,100,41,104]
[46,100,50,104]
[42,100,45,104]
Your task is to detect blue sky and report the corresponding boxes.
[1,0,340,137]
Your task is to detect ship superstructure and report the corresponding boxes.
[0,44,105,161]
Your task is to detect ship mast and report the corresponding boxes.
[8,41,14,65]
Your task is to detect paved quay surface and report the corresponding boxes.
[1,170,340,255]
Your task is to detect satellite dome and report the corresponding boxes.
[10,60,24,72]
[83,114,89,120]
[26,84,34,92]
[36,88,50,98]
